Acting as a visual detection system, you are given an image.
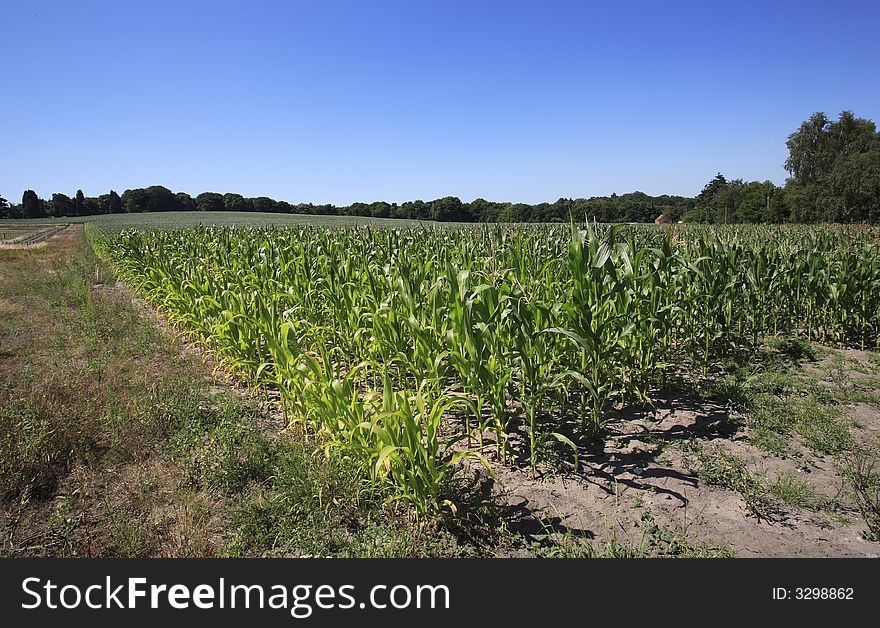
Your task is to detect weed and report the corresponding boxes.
[691,445,775,520]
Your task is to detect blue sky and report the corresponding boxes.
[1,0,878,205]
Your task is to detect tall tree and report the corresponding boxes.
[21,190,45,218]
[109,190,123,214]
[784,111,880,222]
[685,174,728,222]
[249,196,277,213]
[143,186,178,212]
[51,193,76,217]
[75,189,85,216]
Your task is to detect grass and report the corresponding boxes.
[0,400,100,500]
[676,341,880,530]
[766,473,824,511]
[688,447,831,517]
[0,226,449,557]
[688,445,776,520]
[687,342,859,458]
[746,393,852,457]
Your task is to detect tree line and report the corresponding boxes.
[0,186,696,223]
[2,111,877,224]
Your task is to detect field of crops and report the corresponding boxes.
[8,211,431,231]
[95,223,880,516]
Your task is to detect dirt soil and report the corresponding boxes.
[481,384,880,557]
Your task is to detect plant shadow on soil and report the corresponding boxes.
[439,389,744,553]
[440,337,880,557]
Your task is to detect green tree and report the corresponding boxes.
[75,189,85,216]
[22,190,45,218]
[784,111,880,222]
[684,174,728,222]
[223,193,252,212]
[109,190,123,214]
[430,196,469,221]
[369,201,391,219]
[122,188,150,213]
[735,181,777,223]
[82,197,101,216]
[469,198,501,222]
[176,192,196,212]
[195,192,225,212]
[51,193,76,217]
[399,200,429,220]
[249,196,277,213]
[143,186,178,212]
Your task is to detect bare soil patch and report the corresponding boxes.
[475,358,880,557]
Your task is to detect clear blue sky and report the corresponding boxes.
[2,0,878,205]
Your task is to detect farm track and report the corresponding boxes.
[0,224,68,247]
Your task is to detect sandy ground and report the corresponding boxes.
[480,383,880,557]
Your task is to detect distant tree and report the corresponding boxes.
[684,174,728,222]
[22,190,45,218]
[250,196,277,213]
[0,195,21,219]
[121,188,150,213]
[51,193,76,217]
[430,196,469,221]
[467,198,493,222]
[223,193,252,212]
[826,150,880,223]
[735,181,776,223]
[497,203,532,222]
[109,190,123,214]
[785,112,831,183]
[399,200,429,220]
[95,194,110,214]
[143,186,178,212]
[176,192,196,212]
[715,179,747,223]
[369,201,391,219]
[347,202,371,217]
[195,192,225,212]
[83,197,101,216]
[75,189,85,216]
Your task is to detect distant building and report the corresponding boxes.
[655,213,673,224]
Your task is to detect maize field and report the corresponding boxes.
[95,223,880,516]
